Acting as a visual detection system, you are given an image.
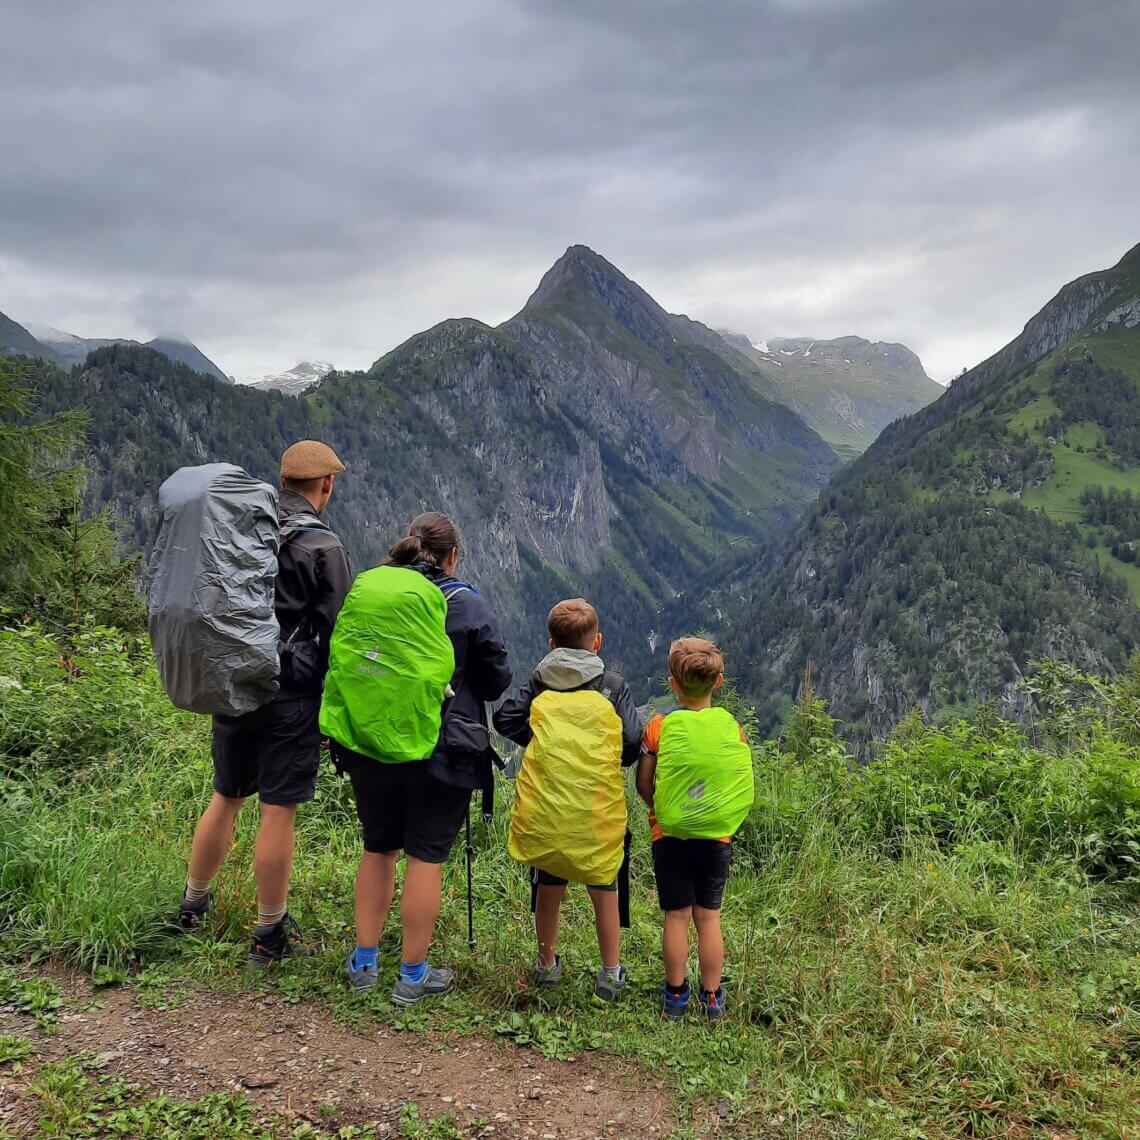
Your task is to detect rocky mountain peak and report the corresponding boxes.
[521,245,677,350]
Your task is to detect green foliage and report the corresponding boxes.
[0,965,62,1031]
[0,1033,34,1064]
[0,354,144,637]
[2,628,1139,1135]
[0,625,189,776]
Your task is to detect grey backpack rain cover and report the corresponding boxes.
[148,463,281,716]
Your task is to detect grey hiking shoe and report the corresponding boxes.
[533,954,562,989]
[391,965,455,1007]
[594,965,628,1002]
[344,951,379,992]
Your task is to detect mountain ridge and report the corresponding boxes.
[20,246,839,693]
[23,322,231,382]
[719,242,1140,741]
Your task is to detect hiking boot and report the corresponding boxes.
[177,890,211,933]
[344,951,380,992]
[594,965,628,1002]
[661,982,690,1020]
[697,984,726,1020]
[391,965,455,1007]
[533,955,562,989]
[248,914,304,968]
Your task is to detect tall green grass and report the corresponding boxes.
[2,627,1139,1137]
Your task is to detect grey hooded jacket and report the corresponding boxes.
[493,648,643,767]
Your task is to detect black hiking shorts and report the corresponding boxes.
[212,695,321,806]
[652,837,733,912]
[333,744,471,863]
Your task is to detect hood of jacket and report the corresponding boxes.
[534,648,604,692]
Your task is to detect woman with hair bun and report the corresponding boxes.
[329,512,512,1004]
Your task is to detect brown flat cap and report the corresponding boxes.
[280,440,346,480]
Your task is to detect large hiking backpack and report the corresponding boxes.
[653,707,755,840]
[319,565,456,763]
[148,463,281,716]
[508,671,627,886]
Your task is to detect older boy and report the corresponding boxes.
[494,599,642,1000]
[637,637,754,1019]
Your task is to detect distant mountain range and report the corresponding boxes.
[12,246,841,686]
[720,333,944,455]
[16,322,230,382]
[245,361,335,395]
[1,313,63,366]
[720,242,1140,741]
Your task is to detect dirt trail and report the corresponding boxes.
[1,979,678,1138]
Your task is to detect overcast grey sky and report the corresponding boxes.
[2,0,1138,382]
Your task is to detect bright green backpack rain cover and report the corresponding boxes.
[653,707,755,839]
[320,566,455,763]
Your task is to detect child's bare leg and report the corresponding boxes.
[588,887,621,970]
[692,905,724,991]
[534,883,566,968]
[662,907,692,987]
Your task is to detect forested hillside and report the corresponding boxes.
[19,247,839,688]
[723,243,1140,740]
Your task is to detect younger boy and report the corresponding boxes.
[494,599,643,1000]
[637,637,753,1020]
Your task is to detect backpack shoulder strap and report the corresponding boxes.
[280,512,330,534]
[595,668,624,710]
[438,578,480,599]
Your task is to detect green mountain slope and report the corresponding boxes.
[720,332,944,454]
[0,310,62,365]
[22,248,838,692]
[721,243,1140,740]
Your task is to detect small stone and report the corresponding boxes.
[240,1074,279,1090]
[95,1050,122,1065]
[526,1088,542,1100]
[441,1095,454,1104]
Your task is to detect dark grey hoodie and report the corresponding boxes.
[493,648,643,767]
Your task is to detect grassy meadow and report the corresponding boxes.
[1,628,1139,1138]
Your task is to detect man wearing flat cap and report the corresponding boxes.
[180,440,353,965]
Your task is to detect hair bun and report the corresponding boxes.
[387,535,424,565]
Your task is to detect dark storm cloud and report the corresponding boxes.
[1,0,1138,380]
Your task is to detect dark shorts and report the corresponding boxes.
[212,696,321,806]
[533,868,617,892]
[334,744,471,863]
[652,837,733,912]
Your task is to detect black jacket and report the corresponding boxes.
[275,490,353,694]
[417,565,512,789]
[493,648,644,768]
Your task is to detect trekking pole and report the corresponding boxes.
[465,806,476,950]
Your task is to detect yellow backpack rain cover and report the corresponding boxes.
[508,687,626,885]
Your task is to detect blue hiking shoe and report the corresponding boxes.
[661,982,690,1020]
[344,951,379,992]
[697,984,726,1020]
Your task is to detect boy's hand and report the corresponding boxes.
[636,750,656,809]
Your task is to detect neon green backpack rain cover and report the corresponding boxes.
[320,566,454,763]
[653,707,754,839]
